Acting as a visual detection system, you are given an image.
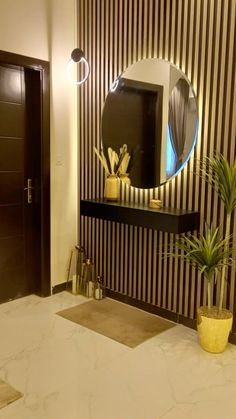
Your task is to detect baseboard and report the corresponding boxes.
[229,332,236,345]
[178,314,196,330]
[51,285,236,346]
[52,280,71,294]
[106,290,236,345]
[105,289,196,328]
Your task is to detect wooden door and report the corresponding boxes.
[0,63,43,302]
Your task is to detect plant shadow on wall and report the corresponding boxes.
[170,154,236,353]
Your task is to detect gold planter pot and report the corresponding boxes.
[197,306,233,353]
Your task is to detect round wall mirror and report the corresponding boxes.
[101,58,198,189]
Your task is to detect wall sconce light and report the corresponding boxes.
[66,48,90,85]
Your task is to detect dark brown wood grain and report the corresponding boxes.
[0,50,50,302]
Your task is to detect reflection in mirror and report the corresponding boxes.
[101,59,198,189]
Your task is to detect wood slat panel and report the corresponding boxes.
[78,0,236,323]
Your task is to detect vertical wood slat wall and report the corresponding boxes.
[77,0,236,324]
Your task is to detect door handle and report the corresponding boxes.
[24,178,34,204]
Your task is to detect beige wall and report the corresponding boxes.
[49,0,78,287]
[0,0,78,288]
[0,0,49,60]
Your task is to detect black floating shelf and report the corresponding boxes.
[80,199,200,234]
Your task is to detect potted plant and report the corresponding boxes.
[174,154,236,353]
[200,154,236,311]
[175,223,233,352]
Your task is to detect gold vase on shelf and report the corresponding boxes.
[94,144,132,201]
[104,174,119,201]
[120,173,131,186]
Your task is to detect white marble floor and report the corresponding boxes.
[0,292,236,419]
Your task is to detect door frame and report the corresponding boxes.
[0,50,50,297]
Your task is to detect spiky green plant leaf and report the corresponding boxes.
[173,224,233,288]
[200,154,236,215]
[168,216,233,308]
[198,153,236,310]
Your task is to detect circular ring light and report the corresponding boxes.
[66,48,90,85]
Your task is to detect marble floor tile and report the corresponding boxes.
[0,292,236,419]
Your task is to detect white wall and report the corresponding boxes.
[0,0,78,288]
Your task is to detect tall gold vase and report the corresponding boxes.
[104,174,119,201]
